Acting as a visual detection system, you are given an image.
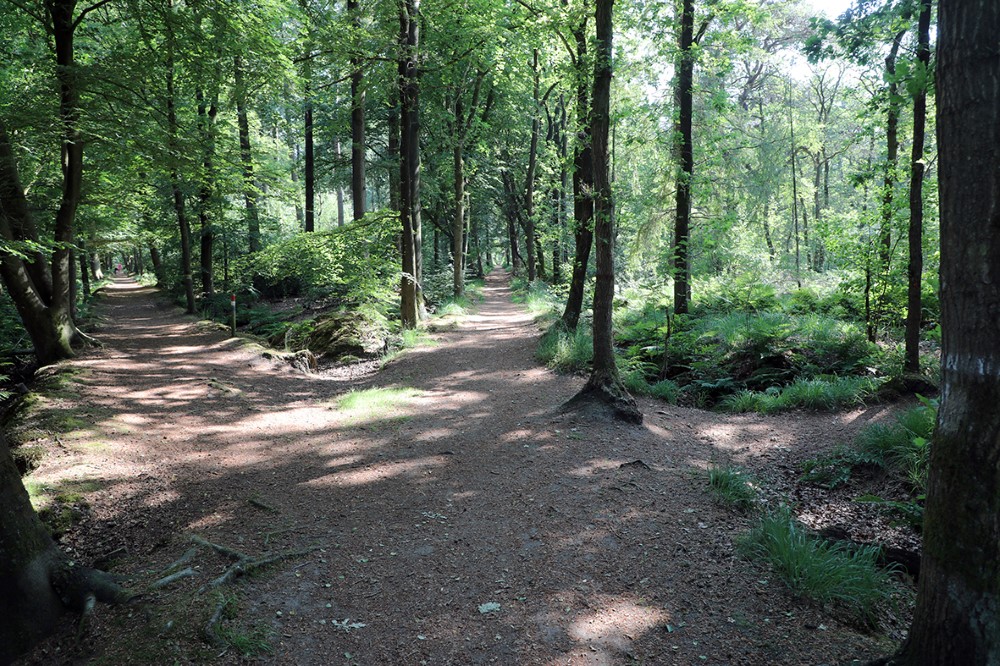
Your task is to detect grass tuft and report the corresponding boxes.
[739,507,895,625]
[537,324,592,373]
[707,465,758,511]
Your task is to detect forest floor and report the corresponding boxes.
[16,270,917,666]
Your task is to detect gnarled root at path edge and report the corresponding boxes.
[562,376,643,424]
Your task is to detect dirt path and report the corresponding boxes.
[24,273,904,665]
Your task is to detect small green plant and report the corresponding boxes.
[739,507,895,625]
[212,595,274,656]
[799,446,865,489]
[537,323,593,373]
[707,465,758,511]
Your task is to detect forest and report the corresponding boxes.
[1,0,998,663]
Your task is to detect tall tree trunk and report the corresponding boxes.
[388,84,400,214]
[789,92,802,289]
[166,35,195,314]
[149,243,164,286]
[890,2,1000,663]
[524,49,541,282]
[234,55,261,253]
[0,0,85,364]
[77,237,90,299]
[672,0,695,314]
[196,88,218,298]
[566,0,640,424]
[560,12,594,331]
[399,0,424,327]
[0,431,65,663]
[349,0,366,221]
[453,120,465,296]
[879,29,906,269]
[304,78,315,232]
[903,0,931,375]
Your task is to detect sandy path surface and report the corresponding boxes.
[23,272,904,665]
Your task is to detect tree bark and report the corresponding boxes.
[888,2,1000,662]
[879,29,906,269]
[165,30,196,314]
[234,55,261,253]
[565,0,640,425]
[0,0,86,365]
[560,12,594,331]
[672,0,695,314]
[196,88,218,298]
[304,79,315,232]
[453,126,465,296]
[399,0,424,327]
[524,49,542,282]
[348,0,366,221]
[903,0,931,375]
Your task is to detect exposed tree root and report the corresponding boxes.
[151,567,197,589]
[203,597,229,648]
[189,534,320,593]
[562,378,643,424]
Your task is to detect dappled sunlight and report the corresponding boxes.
[566,459,630,478]
[301,456,447,488]
[187,511,234,532]
[565,598,670,657]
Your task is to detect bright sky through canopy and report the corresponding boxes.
[808,0,855,19]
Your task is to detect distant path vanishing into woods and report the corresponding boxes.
[27,271,899,665]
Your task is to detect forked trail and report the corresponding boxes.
[27,271,898,665]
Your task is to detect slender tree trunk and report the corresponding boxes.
[566,0,640,424]
[561,14,594,331]
[453,129,465,297]
[789,91,802,289]
[399,0,424,327]
[524,49,541,282]
[879,30,906,269]
[889,2,1000,662]
[903,0,931,375]
[164,23,195,314]
[304,79,315,232]
[149,243,164,286]
[196,88,218,298]
[672,0,695,314]
[234,55,261,253]
[348,0,366,221]
[78,237,90,299]
[388,85,400,214]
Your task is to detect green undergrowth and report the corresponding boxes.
[718,376,884,414]
[511,278,565,322]
[800,397,936,529]
[707,464,759,511]
[738,506,896,626]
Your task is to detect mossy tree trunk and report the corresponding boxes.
[0,434,64,663]
[887,1,1000,662]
